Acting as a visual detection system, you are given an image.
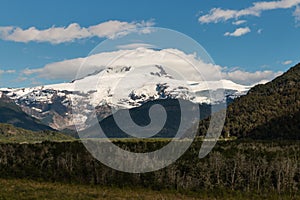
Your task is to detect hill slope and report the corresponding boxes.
[0,123,72,143]
[199,63,300,139]
[0,94,55,132]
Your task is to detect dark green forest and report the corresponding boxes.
[199,63,300,140]
[0,140,299,199]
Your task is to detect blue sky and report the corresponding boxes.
[0,0,300,87]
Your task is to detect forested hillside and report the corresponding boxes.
[199,63,300,139]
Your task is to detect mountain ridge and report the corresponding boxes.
[199,62,300,139]
[0,65,250,132]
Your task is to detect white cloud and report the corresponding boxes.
[0,20,155,44]
[224,27,251,37]
[223,70,283,85]
[0,69,16,75]
[21,48,223,81]
[199,8,239,24]
[232,20,247,25]
[257,29,263,34]
[282,60,293,65]
[294,6,300,22]
[116,43,157,50]
[199,0,300,23]
[5,70,16,74]
[22,58,86,80]
[23,68,43,75]
[21,48,281,86]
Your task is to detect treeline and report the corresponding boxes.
[0,140,299,197]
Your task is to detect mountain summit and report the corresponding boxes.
[1,64,250,132]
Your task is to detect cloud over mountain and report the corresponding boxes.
[21,48,282,86]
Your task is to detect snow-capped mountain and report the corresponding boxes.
[0,65,251,131]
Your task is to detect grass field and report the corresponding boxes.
[0,178,298,200]
[0,178,204,200]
